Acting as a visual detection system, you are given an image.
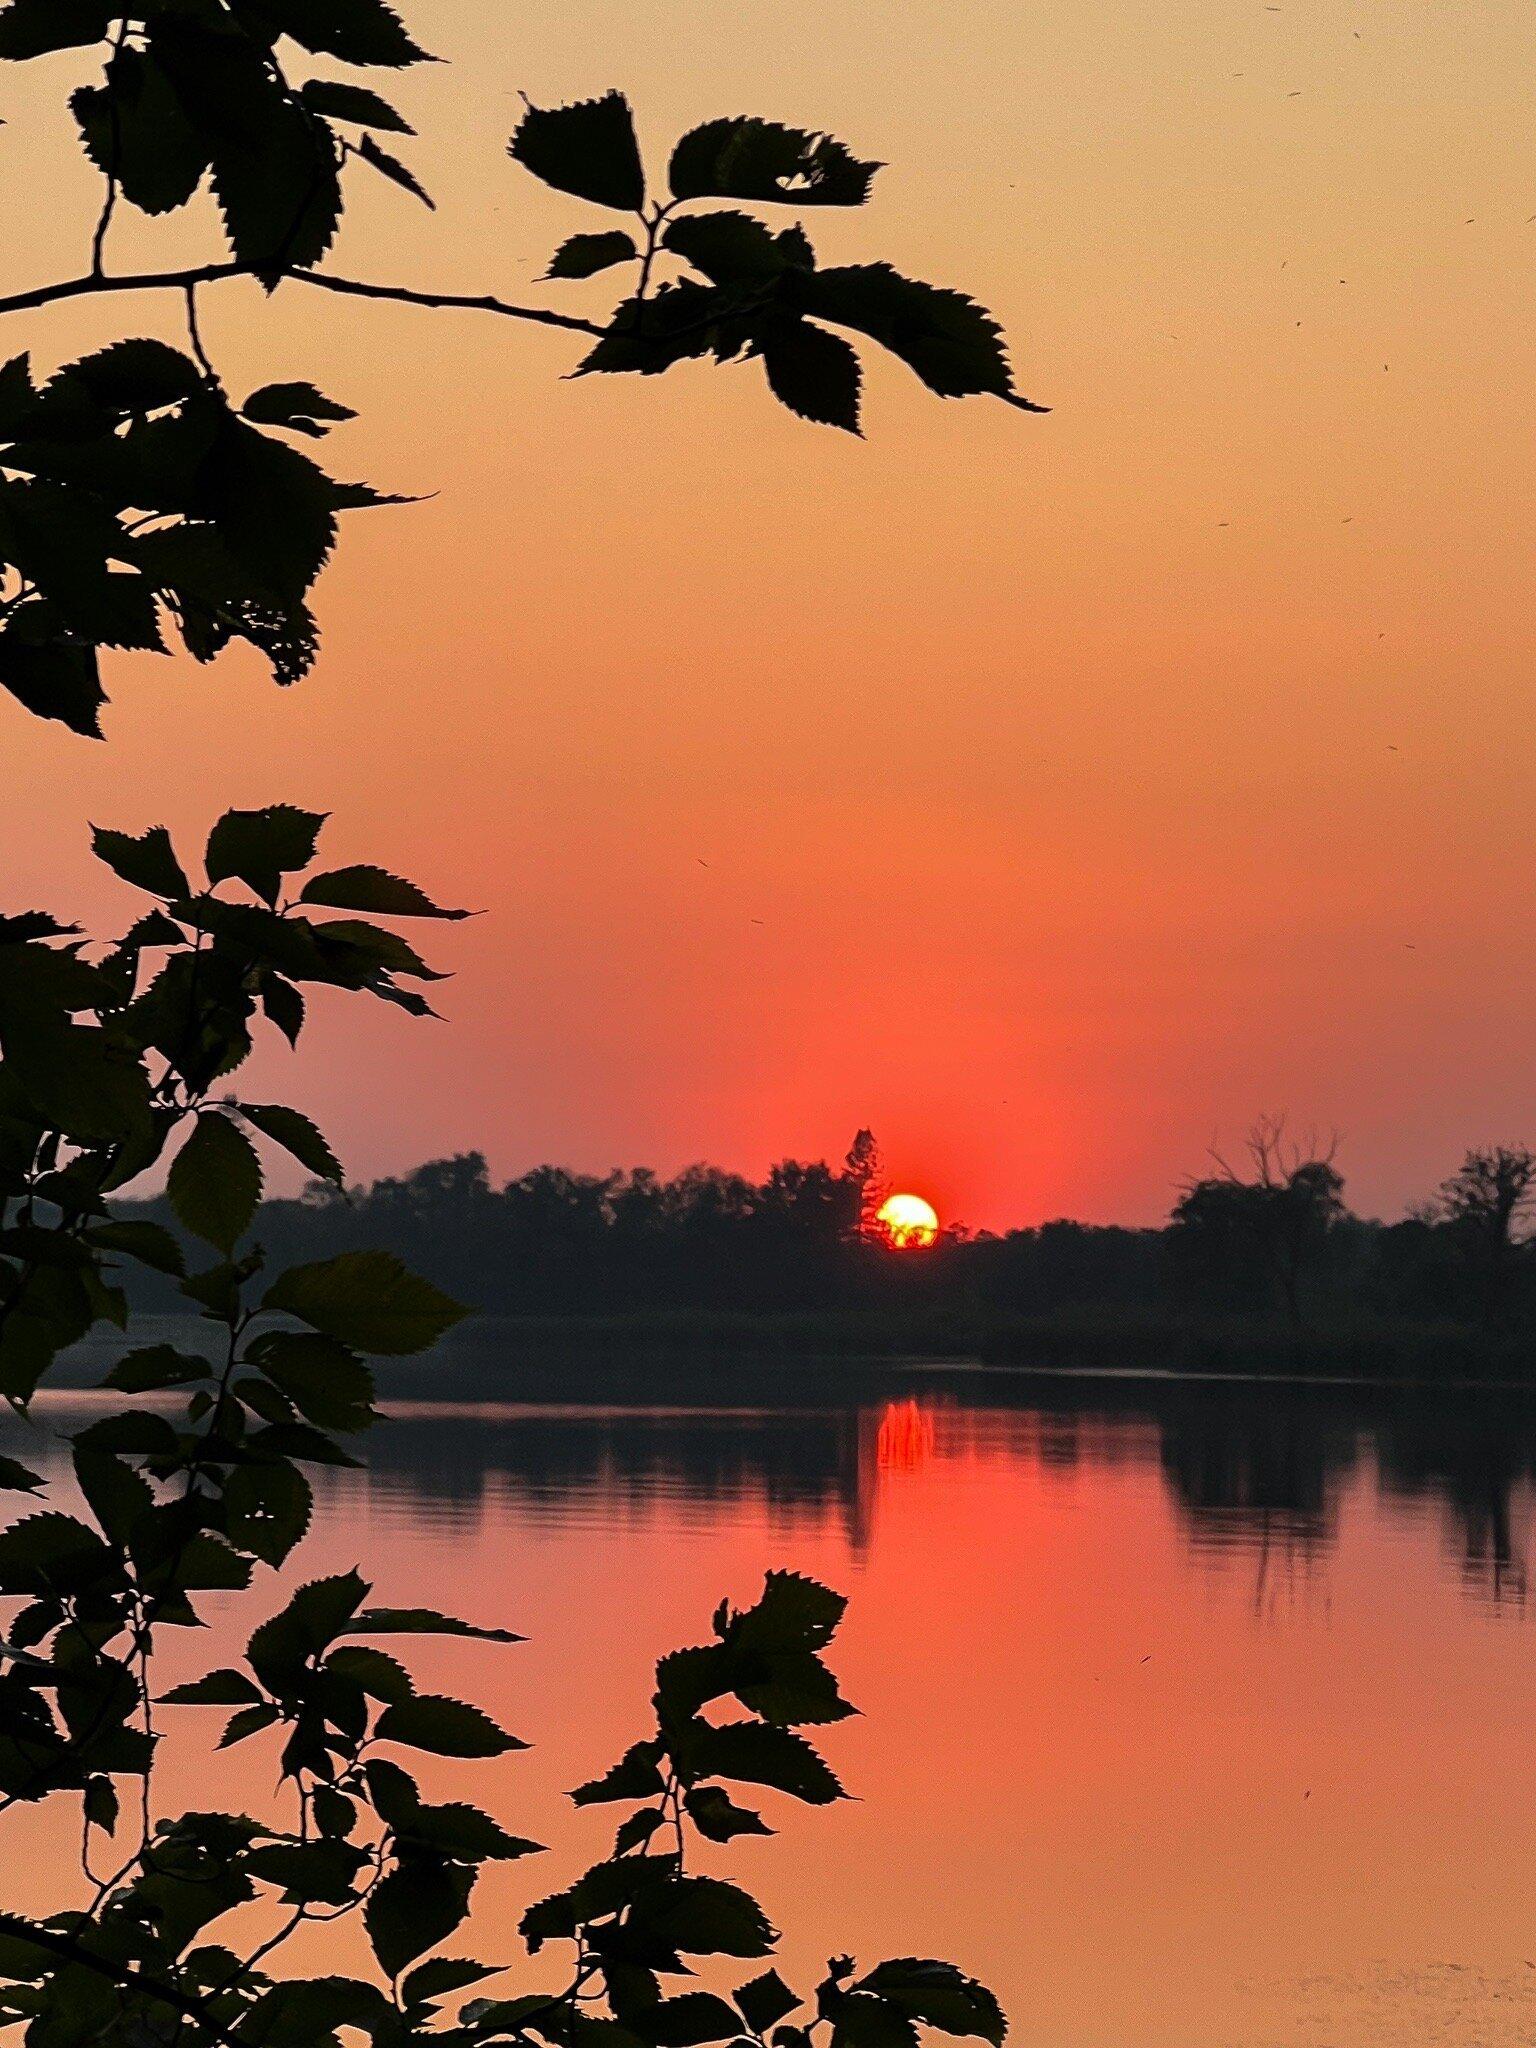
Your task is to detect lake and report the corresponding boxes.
[6,1363,1536,2048]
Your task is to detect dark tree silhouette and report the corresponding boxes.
[1436,1145,1536,1324]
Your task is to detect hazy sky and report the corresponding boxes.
[4,0,1535,1228]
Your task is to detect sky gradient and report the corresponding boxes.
[4,0,1535,1228]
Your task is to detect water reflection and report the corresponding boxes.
[22,1365,1536,1604]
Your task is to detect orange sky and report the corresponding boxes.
[4,0,1535,1228]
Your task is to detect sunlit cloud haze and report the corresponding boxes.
[4,0,1534,1227]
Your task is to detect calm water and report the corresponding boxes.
[8,1366,1536,2047]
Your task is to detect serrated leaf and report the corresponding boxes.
[662,211,808,284]
[242,383,357,438]
[356,132,434,208]
[509,91,645,211]
[0,1455,44,1494]
[263,1251,465,1355]
[102,1344,208,1393]
[366,1858,474,1978]
[343,1607,522,1643]
[300,79,414,133]
[299,865,468,919]
[736,1971,801,2036]
[257,0,429,68]
[90,826,186,903]
[72,48,210,215]
[248,1332,375,1432]
[669,118,879,206]
[205,805,327,905]
[760,321,861,433]
[167,1111,262,1253]
[685,1786,772,1842]
[85,1220,186,1276]
[237,1102,342,1185]
[545,230,639,280]
[854,1965,1005,2046]
[686,1722,843,1805]
[223,1460,313,1567]
[0,619,105,737]
[794,264,1046,410]
[161,1668,263,1707]
[375,1695,525,1758]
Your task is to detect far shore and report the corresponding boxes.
[53,1305,1536,1401]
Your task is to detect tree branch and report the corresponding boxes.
[0,263,605,338]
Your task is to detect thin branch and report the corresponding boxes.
[0,263,604,337]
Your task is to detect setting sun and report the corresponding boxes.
[876,1193,940,1250]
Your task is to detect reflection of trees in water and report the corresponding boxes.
[350,1407,880,1550]
[25,1376,1536,1607]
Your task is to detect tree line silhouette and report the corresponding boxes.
[112,1121,1536,1340]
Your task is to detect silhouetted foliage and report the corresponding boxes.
[0,5,1015,2043]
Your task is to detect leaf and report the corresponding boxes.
[102,1345,209,1393]
[397,1802,541,1862]
[162,28,344,278]
[325,1644,413,1705]
[760,322,861,433]
[374,1695,525,1758]
[0,0,112,59]
[223,1461,314,1567]
[84,1775,119,1836]
[793,265,1046,410]
[72,48,210,215]
[854,1965,1005,2045]
[263,1251,466,1355]
[662,211,807,284]
[300,79,414,133]
[219,1701,281,1748]
[242,383,358,438]
[572,1739,666,1806]
[237,1103,342,1185]
[0,1456,44,1494]
[508,91,645,212]
[643,1995,747,2047]
[669,119,879,206]
[735,1972,801,2036]
[642,1877,775,1959]
[261,976,306,1048]
[686,1722,844,1805]
[356,133,435,209]
[249,1332,375,1432]
[246,1569,369,1694]
[684,1786,772,1842]
[167,1111,263,1253]
[344,1607,522,1643]
[205,805,327,905]
[401,1958,503,2007]
[829,1996,917,2048]
[85,1220,186,1276]
[161,1668,263,1707]
[91,823,189,905]
[545,230,639,281]
[0,619,105,737]
[299,866,469,919]
[255,0,430,68]
[365,1857,474,1978]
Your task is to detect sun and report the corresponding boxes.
[876,1192,940,1250]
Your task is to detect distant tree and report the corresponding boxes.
[1171,1116,1345,1320]
[842,1128,888,1240]
[1436,1146,1536,1323]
